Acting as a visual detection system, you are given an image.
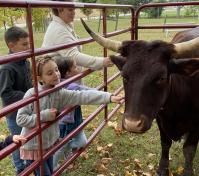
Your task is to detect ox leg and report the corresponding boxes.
[182,133,198,176]
[156,119,172,176]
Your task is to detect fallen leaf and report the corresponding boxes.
[169,170,174,176]
[67,163,74,170]
[143,172,152,176]
[134,158,142,170]
[107,121,118,129]
[96,163,108,173]
[147,153,156,159]
[125,171,134,176]
[101,157,112,165]
[125,166,130,170]
[80,152,89,160]
[129,137,135,141]
[174,166,184,174]
[107,143,113,148]
[97,146,104,152]
[110,173,115,176]
[148,164,154,171]
[114,126,123,136]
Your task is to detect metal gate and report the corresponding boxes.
[0,1,134,175]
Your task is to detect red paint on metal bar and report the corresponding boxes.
[0,1,133,175]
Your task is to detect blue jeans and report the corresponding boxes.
[26,155,53,176]
[53,129,87,170]
[6,111,25,174]
[54,106,87,169]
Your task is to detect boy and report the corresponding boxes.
[0,26,32,174]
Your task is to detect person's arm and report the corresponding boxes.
[0,135,13,150]
[0,69,25,105]
[60,89,111,107]
[54,29,104,70]
[16,89,56,128]
[60,89,123,108]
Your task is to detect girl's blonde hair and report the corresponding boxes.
[36,53,71,77]
[36,54,55,76]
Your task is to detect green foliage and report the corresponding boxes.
[145,7,164,18]
[143,0,166,18]
[32,8,50,32]
[97,0,117,17]
[0,8,24,30]
[78,0,97,19]
[116,0,150,9]
[184,6,199,16]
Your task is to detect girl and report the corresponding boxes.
[53,56,94,169]
[16,55,123,175]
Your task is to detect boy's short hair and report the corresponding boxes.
[4,26,28,45]
[51,0,74,16]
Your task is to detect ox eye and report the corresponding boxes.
[156,77,167,86]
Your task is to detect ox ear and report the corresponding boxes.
[110,55,126,71]
[169,58,199,75]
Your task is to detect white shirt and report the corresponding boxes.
[42,15,104,70]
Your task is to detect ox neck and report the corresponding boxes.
[158,75,172,114]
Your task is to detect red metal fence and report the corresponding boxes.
[1,0,199,175]
[0,1,133,175]
[135,1,199,40]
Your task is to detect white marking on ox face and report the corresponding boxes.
[122,114,150,133]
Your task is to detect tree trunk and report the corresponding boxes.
[176,6,181,18]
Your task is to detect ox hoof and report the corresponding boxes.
[156,169,169,176]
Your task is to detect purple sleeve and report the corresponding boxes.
[59,83,93,124]
[67,83,94,91]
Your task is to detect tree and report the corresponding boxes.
[32,8,50,32]
[169,0,192,18]
[0,8,24,30]
[184,5,199,17]
[97,0,117,17]
[116,0,150,10]
[78,0,97,19]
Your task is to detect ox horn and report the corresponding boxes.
[174,37,199,58]
[80,18,122,52]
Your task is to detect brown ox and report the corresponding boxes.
[81,19,199,176]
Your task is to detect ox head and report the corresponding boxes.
[81,19,199,133]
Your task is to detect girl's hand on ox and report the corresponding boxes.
[110,95,124,104]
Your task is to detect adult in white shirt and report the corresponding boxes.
[42,0,113,71]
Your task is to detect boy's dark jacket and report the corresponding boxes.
[0,59,32,118]
[0,135,13,150]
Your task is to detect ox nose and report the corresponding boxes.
[122,114,150,133]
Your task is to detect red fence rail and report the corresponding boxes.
[135,1,199,40]
[2,1,198,175]
[0,1,134,175]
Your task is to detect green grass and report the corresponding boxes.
[0,17,199,176]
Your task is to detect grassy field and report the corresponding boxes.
[0,16,199,176]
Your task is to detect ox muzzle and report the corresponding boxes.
[122,114,152,133]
